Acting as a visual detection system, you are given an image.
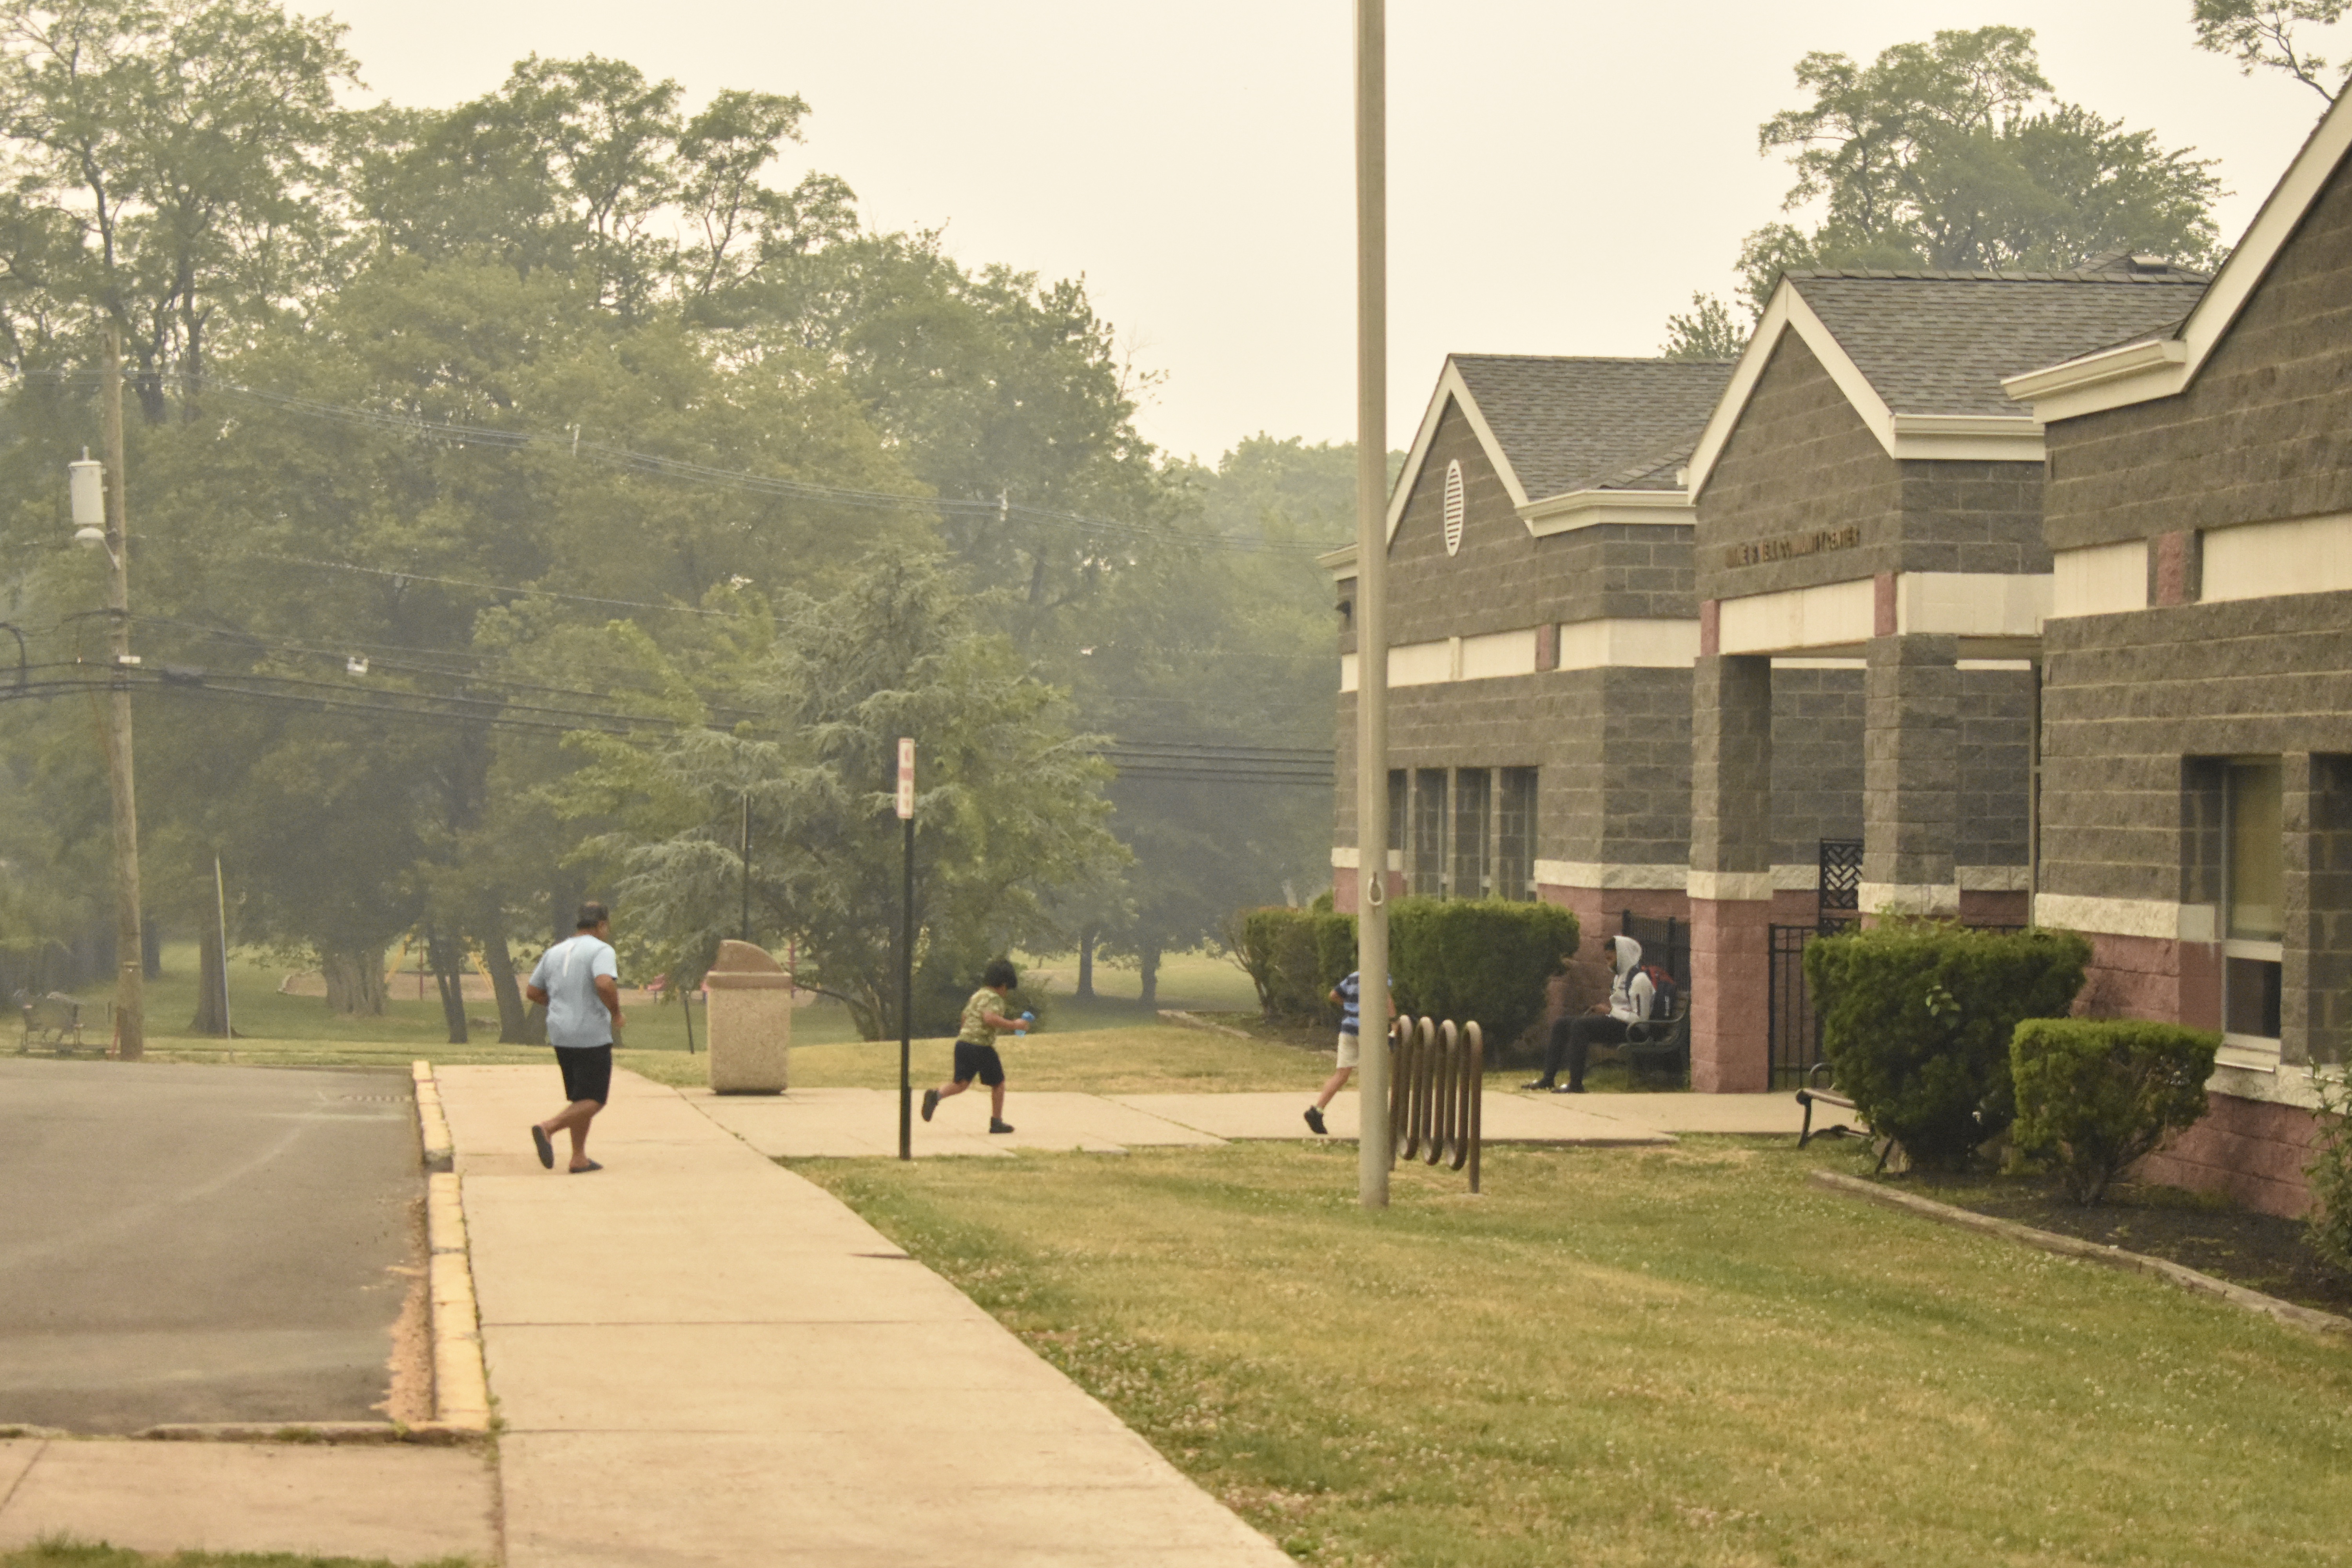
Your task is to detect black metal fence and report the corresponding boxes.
[1616,910,1689,985]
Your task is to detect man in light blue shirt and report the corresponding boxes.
[526,902,623,1173]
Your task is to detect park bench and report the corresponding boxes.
[15,990,85,1054]
[1620,998,1689,1089]
[1794,1061,1898,1171]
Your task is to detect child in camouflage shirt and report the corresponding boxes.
[921,957,1031,1134]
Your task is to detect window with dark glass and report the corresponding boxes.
[1455,769,1492,899]
[1387,770,1408,883]
[1498,768,1538,901]
[1412,770,1447,897]
[2225,759,2284,1045]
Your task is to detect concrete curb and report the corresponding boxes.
[125,1422,484,1445]
[419,1065,492,1434]
[413,1060,455,1173]
[1156,1009,1254,1039]
[1809,1169,2352,1340]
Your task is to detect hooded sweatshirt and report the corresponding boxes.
[1605,935,1656,1024]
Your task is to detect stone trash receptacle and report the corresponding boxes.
[704,939,792,1094]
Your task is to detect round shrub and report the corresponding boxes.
[1805,921,2090,1171]
[2011,1018,2218,1204]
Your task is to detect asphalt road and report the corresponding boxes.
[0,1058,421,1434]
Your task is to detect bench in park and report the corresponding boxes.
[1794,1062,1896,1171]
[15,990,86,1054]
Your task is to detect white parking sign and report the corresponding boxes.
[895,737,914,819]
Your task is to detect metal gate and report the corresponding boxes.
[1767,924,1824,1088]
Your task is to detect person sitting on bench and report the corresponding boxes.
[1524,934,1654,1094]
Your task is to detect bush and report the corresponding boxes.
[1806,921,2090,1171]
[1227,899,1577,1049]
[2011,1018,2218,1204]
[1388,897,1578,1054]
[1234,906,1356,1025]
[2305,1074,2352,1276]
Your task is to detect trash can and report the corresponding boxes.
[704,939,792,1093]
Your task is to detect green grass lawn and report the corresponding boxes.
[800,1136,2352,1568]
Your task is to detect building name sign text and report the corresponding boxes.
[1723,525,1861,568]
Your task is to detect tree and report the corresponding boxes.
[2192,1,2348,103]
[1670,27,2224,332]
[1659,292,1745,360]
[0,0,359,412]
[581,552,1123,1040]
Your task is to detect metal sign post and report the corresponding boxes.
[897,738,915,1161]
[1353,0,1391,1206]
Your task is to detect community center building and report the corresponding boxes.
[1325,88,2352,1215]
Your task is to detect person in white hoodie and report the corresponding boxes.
[1523,934,1654,1094]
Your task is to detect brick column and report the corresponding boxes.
[1690,653,1773,1092]
[1863,633,1960,915]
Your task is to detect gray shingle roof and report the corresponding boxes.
[1788,271,2209,417]
[1448,355,1736,498]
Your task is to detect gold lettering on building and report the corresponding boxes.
[1723,525,1862,568]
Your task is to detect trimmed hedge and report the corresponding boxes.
[1235,906,1357,1025]
[1388,898,1578,1052]
[1232,898,1578,1053]
[2011,1018,2218,1205]
[1805,921,2090,1171]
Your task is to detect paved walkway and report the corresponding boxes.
[0,1437,495,1561]
[693,1082,1811,1159]
[436,1065,1295,1567]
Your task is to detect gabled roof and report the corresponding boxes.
[1685,265,2209,497]
[1382,354,1733,544]
[2004,91,2352,420]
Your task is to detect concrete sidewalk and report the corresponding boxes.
[694,1083,1813,1159]
[435,1065,1292,1567]
[0,1437,495,1561]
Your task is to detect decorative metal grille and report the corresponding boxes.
[1443,460,1465,555]
[1817,837,1863,933]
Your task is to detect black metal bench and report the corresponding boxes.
[1620,1000,1690,1089]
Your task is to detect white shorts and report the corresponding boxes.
[1336,1031,1360,1070]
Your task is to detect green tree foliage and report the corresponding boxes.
[1659,292,1746,361]
[1806,921,2091,1170]
[2304,1070,2352,1274]
[1670,26,2223,336]
[2191,1,2349,102]
[2010,1018,2219,1204]
[0,7,1340,1042]
[577,554,1122,1040]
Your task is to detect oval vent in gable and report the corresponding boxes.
[1443,459,1465,556]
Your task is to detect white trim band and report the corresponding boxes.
[1532,860,1688,891]
[2032,893,2218,942]
[1689,870,1775,902]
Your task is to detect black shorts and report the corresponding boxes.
[951,1040,1005,1087]
[556,1044,613,1105]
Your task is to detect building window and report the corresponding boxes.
[1455,769,1492,898]
[1387,770,1407,882]
[2225,758,2283,1049]
[1412,770,1447,897]
[1498,768,1538,900]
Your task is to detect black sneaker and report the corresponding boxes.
[921,1088,939,1122]
[1303,1105,1327,1135]
[1553,1083,1586,1094]
[1521,1079,1553,1091]
[989,1118,1014,1134]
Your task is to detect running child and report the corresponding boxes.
[921,957,1031,1134]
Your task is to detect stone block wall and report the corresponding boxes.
[1895,459,2052,575]
[2043,152,2352,550]
[1696,333,1902,601]
[1770,667,1866,868]
[1958,666,2033,873]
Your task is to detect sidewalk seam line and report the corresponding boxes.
[0,1438,46,1518]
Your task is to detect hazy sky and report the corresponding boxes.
[322,1,2334,463]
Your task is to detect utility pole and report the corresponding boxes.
[102,326,145,1060]
[896,739,915,1161]
[1354,0,1390,1205]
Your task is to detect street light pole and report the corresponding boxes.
[100,326,145,1060]
[1354,0,1390,1206]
